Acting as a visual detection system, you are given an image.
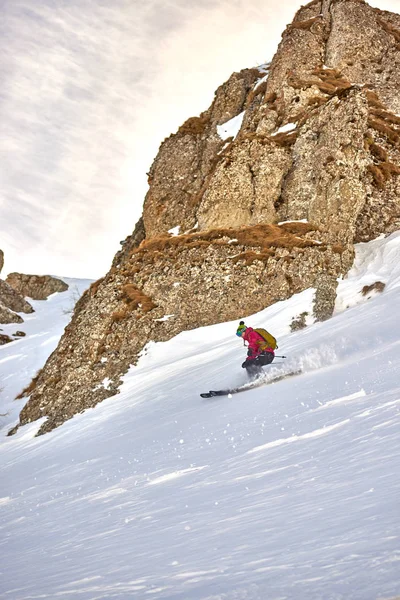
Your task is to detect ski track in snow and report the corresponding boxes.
[1,238,400,599]
[148,465,209,486]
[247,419,351,454]
[312,389,367,410]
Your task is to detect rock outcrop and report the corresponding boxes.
[0,305,24,325]
[0,251,35,324]
[6,273,69,300]
[12,0,400,436]
[0,280,34,321]
[0,333,13,346]
[143,69,261,237]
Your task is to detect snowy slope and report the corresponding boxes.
[0,277,92,434]
[1,236,400,600]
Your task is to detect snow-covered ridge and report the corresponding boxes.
[335,231,400,312]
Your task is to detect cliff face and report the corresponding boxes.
[143,68,261,237]
[13,0,400,436]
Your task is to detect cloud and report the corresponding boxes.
[1,0,163,276]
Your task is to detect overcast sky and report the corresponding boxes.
[1,0,399,278]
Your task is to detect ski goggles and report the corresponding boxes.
[236,326,246,337]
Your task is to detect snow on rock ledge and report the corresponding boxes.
[217,111,245,141]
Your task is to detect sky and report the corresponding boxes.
[1,232,400,598]
[1,0,399,279]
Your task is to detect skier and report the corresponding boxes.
[236,321,276,376]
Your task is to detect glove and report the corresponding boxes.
[247,348,253,356]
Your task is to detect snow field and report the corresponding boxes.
[0,235,400,599]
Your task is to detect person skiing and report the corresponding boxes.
[236,321,276,376]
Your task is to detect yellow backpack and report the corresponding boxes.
[254,328,278,350]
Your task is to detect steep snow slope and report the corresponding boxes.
[1,236,400,600]
[0,277,92,434]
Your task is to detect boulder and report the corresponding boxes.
[6,273,68,300]
[0,280,34,317]
[0,333,13,346]
[0,304,24,324]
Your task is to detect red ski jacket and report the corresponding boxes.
[242,327,275,360]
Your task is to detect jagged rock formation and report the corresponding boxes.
[0,280,34,324]
[12,0,400,436]
[0,305,24,325]
[0,251,35,324]
[6,273,69,300]
[143,68,261,237]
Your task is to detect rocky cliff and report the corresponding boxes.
[12,0,400,436]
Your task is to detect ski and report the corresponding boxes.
[200,390,232,398]
[200,369,302,399]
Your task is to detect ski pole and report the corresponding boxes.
[275,355,287,358]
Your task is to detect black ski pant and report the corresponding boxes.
[241,351,274,374]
